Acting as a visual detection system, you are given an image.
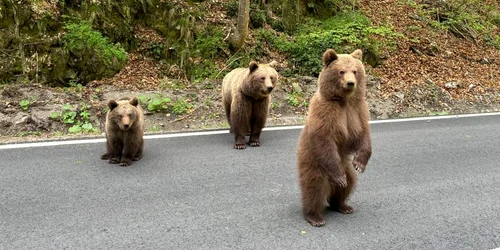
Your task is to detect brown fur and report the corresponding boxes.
[100,97,144,166]
[221,61,278,149]
[297,49,372,227]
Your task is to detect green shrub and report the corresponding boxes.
[272,12,400,76]
[225,1,238,17]
[147,96,171,113]
[286,91,307,107]
[50,103,96,133]
[61,18,127,84]
[146,43,166,60]
[62,19,127,66]
[193,28,226,59]
[250,4,267,28]
[172,99,193,115]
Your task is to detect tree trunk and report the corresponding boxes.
[228,0,250,51]
[12,3,28,80]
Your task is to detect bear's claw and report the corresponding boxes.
[305,213,326,227]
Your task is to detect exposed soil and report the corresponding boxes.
[1,0,499,144]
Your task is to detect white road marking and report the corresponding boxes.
[1,112,499,149]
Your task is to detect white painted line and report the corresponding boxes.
[0,138,105,149]
[369,112,500,124]
[1,112,499,150]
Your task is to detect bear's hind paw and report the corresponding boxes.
[305,213,326,227]
[333,204,354,214]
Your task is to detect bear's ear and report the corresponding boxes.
[268,60,278,68]
[249,61,259,73]
[351,49,363,60]
[129,97,139,107]
[108,100,118,110]
[322,49,338,66]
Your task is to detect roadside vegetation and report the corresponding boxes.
[0,0,498,140]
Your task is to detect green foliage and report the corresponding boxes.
[270,101,281,110]
[146,43,166,60]
[304,0,358,18]
[250,3,267,28]
[224,1,238,17]
[63,80,84,93]
[18,131,42,137]
[50,103,96,133]
[172,99,194,115]
[137,94,150,106]
[189,61,219,80]
[189,27,227,81]
[62,18,127,66]
[410,0,499,46]
[286,91,307,107]
[147,95,171,113]
[193,28,226,59]
[138,94,193,115]
[19,99,30,111]
[271,12,401,76]
[492,35,500,49]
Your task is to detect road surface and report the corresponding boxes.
[1,113,500,249]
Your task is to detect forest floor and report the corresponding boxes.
[1,0,499,144]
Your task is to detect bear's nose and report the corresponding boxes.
[123,124,130,129]
[267,86,274,92]
[347,81,355,88]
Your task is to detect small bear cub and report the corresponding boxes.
[101,97,144,166]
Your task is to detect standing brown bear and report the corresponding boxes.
[221,61,278,149]
[101,97,144,166]
[297,49,372,227]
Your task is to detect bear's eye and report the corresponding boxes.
[339,71,345,75]
[261,76,266,80]
[353,70,357,74]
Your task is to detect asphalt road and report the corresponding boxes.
[1,113,500,250]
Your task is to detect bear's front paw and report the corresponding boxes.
[249,141,260,147]
[234,143,246,149]
[333,174,348,188]
[109,157,120,164]
[100,153,110,160]
[119,159,132,166]
[352,154,369,173]
[353,162,366,173]
[352,158,366,173]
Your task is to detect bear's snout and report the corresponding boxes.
[267,85,274,92]
[347,81,355,89]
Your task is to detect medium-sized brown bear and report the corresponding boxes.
[221,61,278,149]
[297,49,372,227]
[101,97,144,166]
